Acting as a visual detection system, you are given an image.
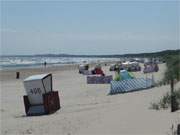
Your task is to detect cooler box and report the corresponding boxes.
[23,74,60,116]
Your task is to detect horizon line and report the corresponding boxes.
[1,49,179,57]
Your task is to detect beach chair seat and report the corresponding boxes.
[23,91,60,116]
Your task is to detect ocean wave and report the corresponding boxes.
[0,56,119,70]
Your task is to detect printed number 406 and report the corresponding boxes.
[30,88,42,94]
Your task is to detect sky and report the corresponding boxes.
[1,0,179,55]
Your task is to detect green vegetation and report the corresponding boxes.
[150,88,180,110]
[124,49,180,58]
[164,54,180,112]
[163,54,180,82]
[150,52,180,111]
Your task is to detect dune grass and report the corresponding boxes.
[150,88,180,110]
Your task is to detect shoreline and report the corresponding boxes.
[0,60,116,71]
[0,61,115,81]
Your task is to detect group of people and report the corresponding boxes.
[79,62,159,80]
[79,64,105,76]
[110,61,141,72]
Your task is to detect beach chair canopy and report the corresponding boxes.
[121,61,141,71]
[24,74,52,105]
[95,64,101,69]
[79,64,89,70]
[143,63,159,73]
[120,70,134,80]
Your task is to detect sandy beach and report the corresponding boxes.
[0,63,179,135]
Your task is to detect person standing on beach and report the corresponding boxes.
[44,61,47,67]
[114,65,121,81]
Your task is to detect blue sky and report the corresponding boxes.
[1,1,179,55]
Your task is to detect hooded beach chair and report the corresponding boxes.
[23,74,60,116]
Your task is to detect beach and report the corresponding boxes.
[0,63,179,135]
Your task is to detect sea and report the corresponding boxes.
[0,56,120,70]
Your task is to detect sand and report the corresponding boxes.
[0,64,179,135]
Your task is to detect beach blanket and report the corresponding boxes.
[87,75,113,84]
[109,78,154,94]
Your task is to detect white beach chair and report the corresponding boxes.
[23,74,60,116]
